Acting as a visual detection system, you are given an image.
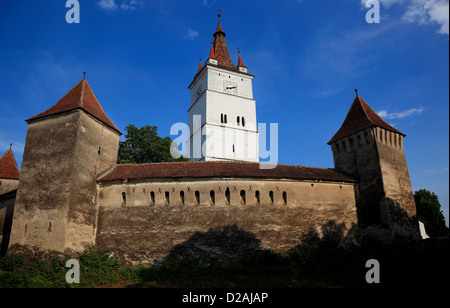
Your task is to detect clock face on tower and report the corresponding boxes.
[223,81,238,95]
[196,85,203,99]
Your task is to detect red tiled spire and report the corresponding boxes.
[328,94,405,144]
[211,12,236,71]
[0,149,20,180]
[237,49,247,69]
[26,79,122,135]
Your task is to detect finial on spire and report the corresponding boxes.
[217,8,222,20]
[197,58,203,74]
[355,88,359,97]
[83,72,86,80]
[10,143,12,150]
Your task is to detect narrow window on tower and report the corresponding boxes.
[122,192,127,205]
[224,114,228,123]
[221,113,224,124]
[242,117,245,127]
[237,116,240,126]
[358,134,363,146]
[365,131,370,144]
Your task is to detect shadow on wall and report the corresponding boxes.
[154,220,360,267]
[134,219,448,287]
[154,224,263,266]
[358,197,420,244]
[0,191,16,257]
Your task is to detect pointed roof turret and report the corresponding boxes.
[211,11,236,71]
[0,148,20,180]
[328,93,405,144]
[237,49,247,69]
[197,58,203,74]
[209,40,216,59]
[26,79,122,135]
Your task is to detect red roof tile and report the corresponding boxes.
[0,149,20,180]
[328,96,405,144]
[26,79,122,135]
[212,21,237,72]
[98,161,356,183]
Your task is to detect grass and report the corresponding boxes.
[0,238,448,288]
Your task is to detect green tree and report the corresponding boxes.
[414,189,448,237]
[118,124,189,164]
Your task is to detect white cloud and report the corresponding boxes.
[97,0,118,11]
[120,0,138,12]
[97,0,140,12]
[424,166,450,174]
[185,28,199,41]
[402,0,449,35]
[202,0,217,8]
[361,0,449,35]
[377,107,424,119]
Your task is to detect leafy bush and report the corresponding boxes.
[0,247,130,288]
[0,254,25,271]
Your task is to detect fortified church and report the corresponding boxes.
[0,14,419,264]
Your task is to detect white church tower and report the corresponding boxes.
[187,12,259,162]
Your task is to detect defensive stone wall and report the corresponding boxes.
[96,178,359,265]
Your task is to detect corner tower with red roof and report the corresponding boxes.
[328,92,419,240]
[188,12,259,162]
[8,78,122,256]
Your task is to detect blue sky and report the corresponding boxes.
[0,0,448,225]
